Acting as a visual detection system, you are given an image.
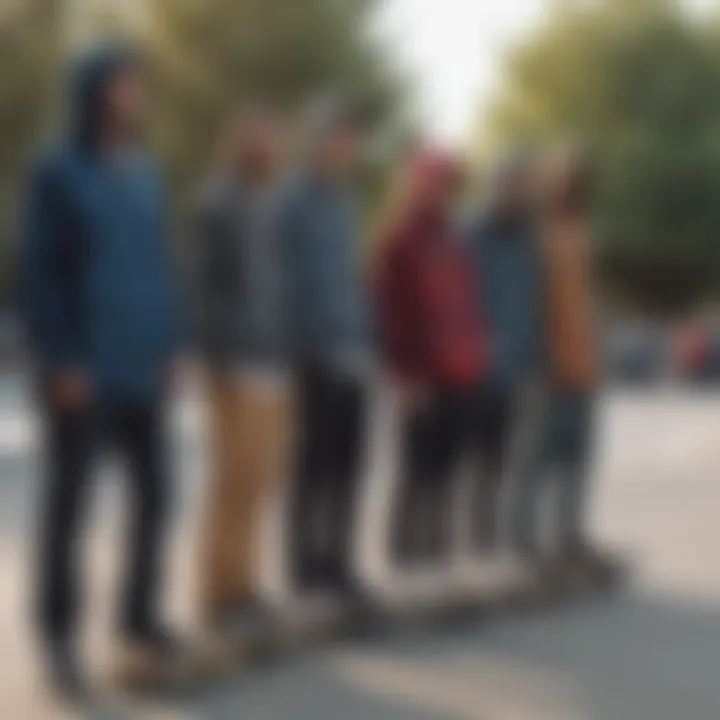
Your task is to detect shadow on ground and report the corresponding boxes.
[76,590,720,720]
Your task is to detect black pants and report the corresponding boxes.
[392,383,513,565]
[289,366,366,590]
[472,385,514,551]
[37,396,170,643]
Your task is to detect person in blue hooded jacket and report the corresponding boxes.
[466,153,546,553]
[279,99,373,602]
[19,46,185,699]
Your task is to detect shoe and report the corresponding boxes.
[126,623,184,656]
[553,543,624,593]
[499,545,568,606]
[210,598,280,648]
[47,639,89,703]
[328,571,382,627]
[293,560,332,594]
[118,623,192,692]
[571,544,625,589]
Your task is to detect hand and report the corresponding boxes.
[51,371,92,411]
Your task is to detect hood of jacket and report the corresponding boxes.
[69,45,139,153]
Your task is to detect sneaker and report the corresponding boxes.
[331,573,381,624]
[506,549,567,606]
[124,623,185,659]
[573,544,625,588]
[210,598,280,648]
[47,640,89,703]
[117,623,193,691]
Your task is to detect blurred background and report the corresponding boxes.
[4,1,720,718]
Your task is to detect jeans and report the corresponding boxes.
[513,389,595,553]
[37,394,170,642]
[392,382,511,564]
[288,365,367,590]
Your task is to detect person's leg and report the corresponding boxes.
[553,393,620,583]
[287,367,332,590]
[555,393,594,552]
[37,402,96,643]
[421,391,465,564]
[199,372,248,621]
[323,374,366,589]
[232,376,291,607]
[472,384,513,553]
[114,399,172,641]
[511,394,554,558]
[36,396,98,699]
[391,406,433,567]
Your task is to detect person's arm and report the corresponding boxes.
[19,157,91,406]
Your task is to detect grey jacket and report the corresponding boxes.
[194,174,286,366]
[278,174,371,372]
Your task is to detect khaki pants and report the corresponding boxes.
[200,370,290,618]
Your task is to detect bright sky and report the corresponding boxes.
[378,0,544,143]
[378,0,718,144]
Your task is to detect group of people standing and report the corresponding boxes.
[19,46,620,702]
[375,145,616,589]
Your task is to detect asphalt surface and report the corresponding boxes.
[2,373,720,720]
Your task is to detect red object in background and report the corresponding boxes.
[673,325,709,373]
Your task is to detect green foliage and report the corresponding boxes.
[0,0,59,301]
[147,0,406,198]
[486,0,720,314]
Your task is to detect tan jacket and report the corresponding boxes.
[542,216,599,390]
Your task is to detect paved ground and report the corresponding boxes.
[2,373,720,719]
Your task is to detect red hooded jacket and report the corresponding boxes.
[375,151,489,388]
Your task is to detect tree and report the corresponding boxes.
[0,0,59,302]
[483,0,720,314]
[147,0,406,199]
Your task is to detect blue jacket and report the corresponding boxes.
[467,213,545,386]
[19,48,183,401]
[278,175,370,370]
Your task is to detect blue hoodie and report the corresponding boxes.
[467,211,545,387]
[20,47,183,402]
